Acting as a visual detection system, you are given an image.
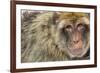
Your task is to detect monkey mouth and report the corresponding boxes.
[67,44,83,56]
[69,48,83,55]
[69,41,83,56]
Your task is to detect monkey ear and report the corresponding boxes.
[41,12,59,25]
[53,12,63,24]
[51,12,59,25]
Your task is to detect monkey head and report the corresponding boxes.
[55,12,90,59]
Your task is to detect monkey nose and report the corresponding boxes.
[73,40,79,44]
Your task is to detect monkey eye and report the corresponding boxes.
[65,25,72,32]
[77,24,85,31]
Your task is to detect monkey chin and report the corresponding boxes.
[67,47,88,59]
[70,48,82,55]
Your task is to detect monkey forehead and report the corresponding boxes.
[76,17,90,25]
[58,19,72,28]
[58,12,89,19]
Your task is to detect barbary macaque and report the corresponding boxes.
[21,11,90,62]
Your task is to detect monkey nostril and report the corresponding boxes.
[73,40,79,44]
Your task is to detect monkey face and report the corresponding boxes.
[55,16,90,59]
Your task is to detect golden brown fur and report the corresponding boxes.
[21,12,90,62]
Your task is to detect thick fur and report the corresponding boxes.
[21,12,90,63]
